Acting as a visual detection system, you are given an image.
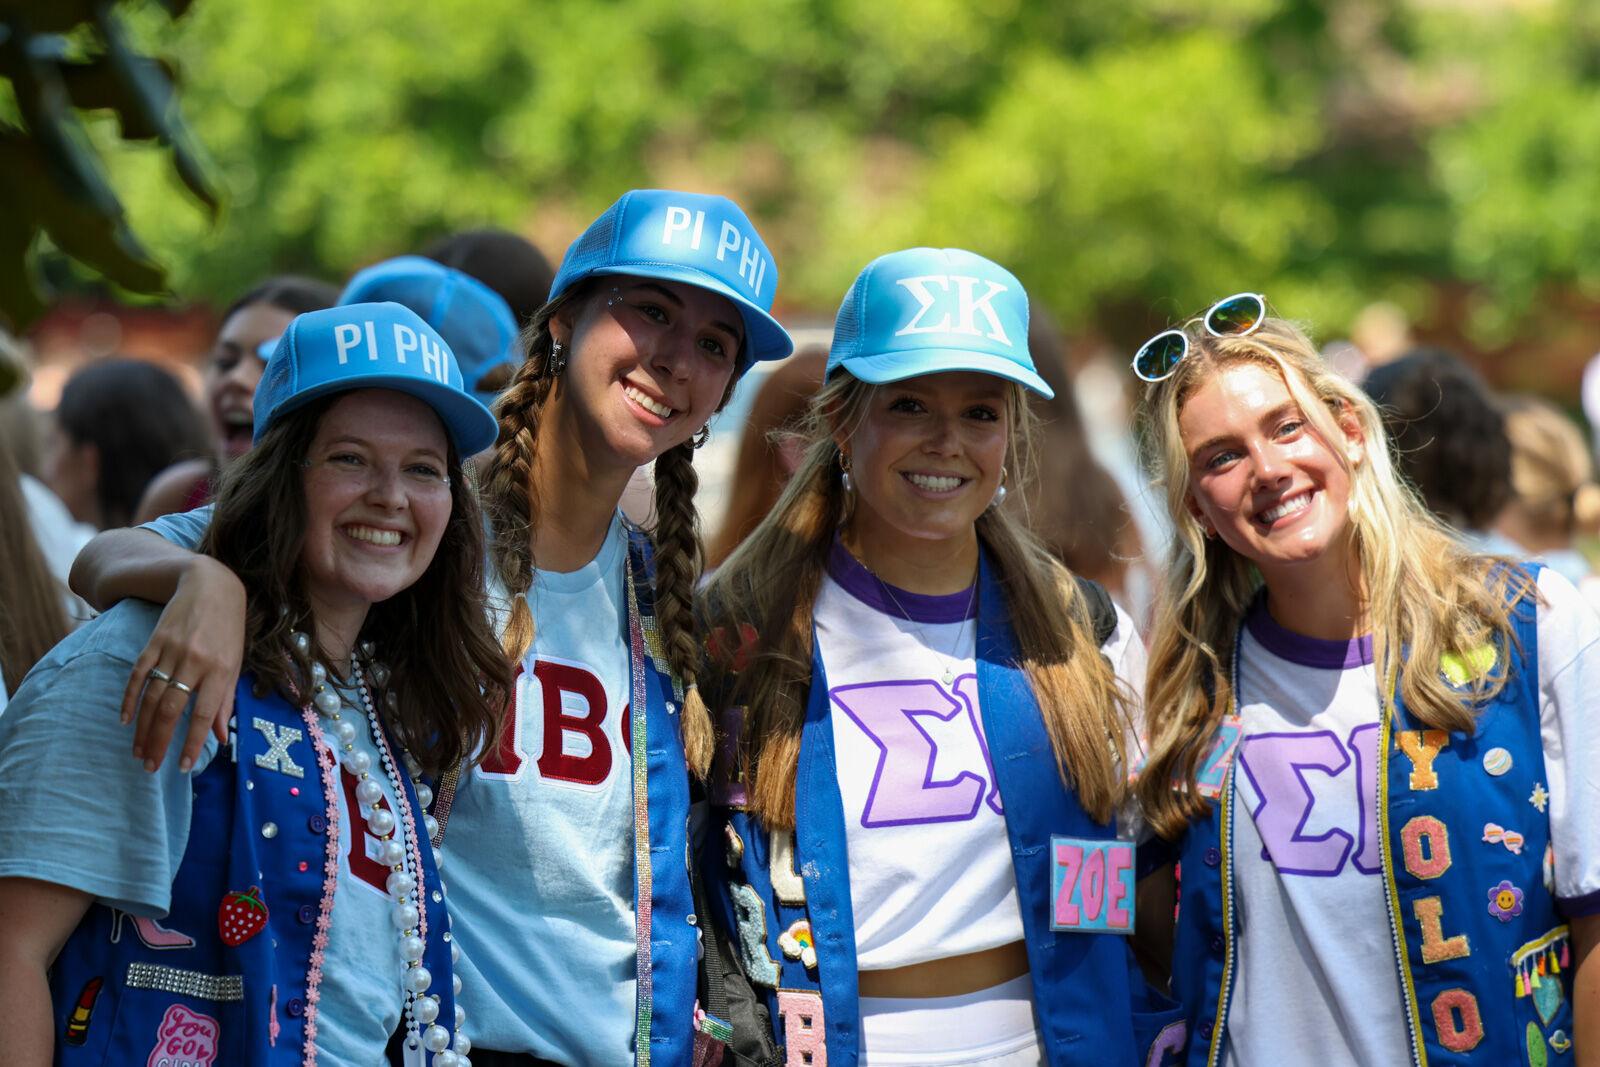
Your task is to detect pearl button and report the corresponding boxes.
[261,822,278,839]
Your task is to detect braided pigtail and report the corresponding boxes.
[483,316,559,662]
[651,439,715,778]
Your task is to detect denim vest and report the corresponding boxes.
[621,528,703,1067]
[707,555,1187,1067]
[1172,567,1574,1065]
[50,674,456,1066]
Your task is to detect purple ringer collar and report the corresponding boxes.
[1245,594,1373,669]
[826,536,978,624]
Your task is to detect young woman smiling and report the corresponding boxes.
[700,248,1183,1067]
[68,190,795,1067]
[1131,300,1600,1066]
[0,303,508,1066]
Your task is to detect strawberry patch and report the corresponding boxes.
[217,887,268,947]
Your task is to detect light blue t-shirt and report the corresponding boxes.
[0,597,413,1066]
[142,504,641,1063]
[448,512,637,1064]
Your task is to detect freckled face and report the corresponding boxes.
[551,276,743,471]
[299,390,454,615]
[1179,363,1361,577]
[843,371,1011,549]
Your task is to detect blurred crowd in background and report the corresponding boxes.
[8,219,1600,699]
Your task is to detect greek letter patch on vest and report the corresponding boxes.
[1050,836,1136,933]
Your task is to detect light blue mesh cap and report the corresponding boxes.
[825,247,1052,398]
[338,255,519,404]
[548,189,794,372]
[254,302,499,455]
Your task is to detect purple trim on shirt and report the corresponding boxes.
[825,537,977,624]
[1557,887,1600,919]
[1245,596,1373,669]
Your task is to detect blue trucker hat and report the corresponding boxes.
[254,302,500,456]
[338,255,520,403]
[825,247,1052,399]
[548,189,794,372]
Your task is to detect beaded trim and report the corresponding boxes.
[125,962,242,1001]
[299,704,342,1066]
[626,565,655,1065]
[367,699,428,942]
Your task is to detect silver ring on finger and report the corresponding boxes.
[168,679,194,695]
[149,667,173,683]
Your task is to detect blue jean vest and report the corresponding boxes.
[49,673,457,1066]
[620,527,704,1066]
[707,555,1187,1067]
[1172,566,1574,1066]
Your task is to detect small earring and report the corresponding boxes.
[692,425,711,450]
[607,288,623,307]
[548,340,566,376]
[839,452,854,495]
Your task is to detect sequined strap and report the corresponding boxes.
[627,564,655,1065]
[429,764,460,847]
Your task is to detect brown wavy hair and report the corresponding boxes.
[701,370,1133,830]
[481,283,735,778]
[200,395,511,777]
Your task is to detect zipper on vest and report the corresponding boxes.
[1375,707,1426,1067]
[1206,763,1239,1067]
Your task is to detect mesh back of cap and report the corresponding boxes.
[558,202,621,292]
[831,273,867,363]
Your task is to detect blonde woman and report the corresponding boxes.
[700,248,1183,1067]
[1497,395,1600,606]
[1132,298,1600,1066]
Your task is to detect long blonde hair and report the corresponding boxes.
[481,284,718,777]
[1136,317,1531,839]
[1501,395,1600,542]
[701,370,1131,830]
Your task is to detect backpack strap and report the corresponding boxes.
[1073,575,1118,648]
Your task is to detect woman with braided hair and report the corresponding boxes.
[68,191,795,1067]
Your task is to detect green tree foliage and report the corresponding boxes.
[84,0,1600,343]
[0,0,220,330]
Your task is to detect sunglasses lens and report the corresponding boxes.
[1134,332,1188,382]
[1207,294,1264,336]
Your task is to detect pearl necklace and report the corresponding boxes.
[302,641,472,1066]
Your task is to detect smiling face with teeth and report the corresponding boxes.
[1179,361,1363,585]
[206,302,298,462]
[838,371,1012,588]
[548,275,745,474]
[298,390,454,645]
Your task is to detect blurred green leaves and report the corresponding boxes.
[18,0,1600,347]
[0,0,220,330]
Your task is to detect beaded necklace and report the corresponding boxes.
[298,635,472,1064]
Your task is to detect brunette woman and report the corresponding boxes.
[0,302,509,1065]
[69,190,795,1066]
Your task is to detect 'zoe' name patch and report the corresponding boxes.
[1050,836,1136,934]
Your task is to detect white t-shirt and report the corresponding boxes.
[446,512,637,1065]
[815,540,1146,973]
[1222,568,1600,1066]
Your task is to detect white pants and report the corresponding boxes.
[858,973,1044,1067]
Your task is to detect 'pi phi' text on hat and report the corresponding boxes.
[549,189,794,370]
[825,247,1053,398]
[254,301,499,455]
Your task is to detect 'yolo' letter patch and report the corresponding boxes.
[1050,836,1136,934]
